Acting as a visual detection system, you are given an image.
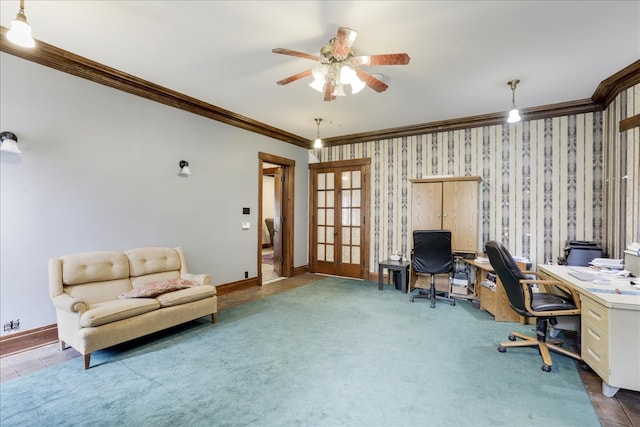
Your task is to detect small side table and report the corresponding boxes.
[378,259,411,293]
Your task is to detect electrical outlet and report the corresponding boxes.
[244,271,249,279]
[3,319,20,332]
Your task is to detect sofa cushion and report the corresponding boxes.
[80,299,160,327]
[61,251,130,285]
[118,279,195,299]
[126,247,182,277]
[156,285,217,307]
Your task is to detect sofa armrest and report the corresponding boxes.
[52,293,88,314]
[181,272,212,286]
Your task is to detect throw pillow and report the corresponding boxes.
[118,278,195,299]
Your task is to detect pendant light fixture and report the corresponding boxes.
[7,0,35,48]
[507,79,521,123]
[313,118,323,149]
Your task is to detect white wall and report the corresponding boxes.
[0,53,309,334]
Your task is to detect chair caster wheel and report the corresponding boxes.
[450,300,456,306]
[498,346,506,353]
[508,335,516,341]
[410,297,414,302]
[542,364,552,372]
[430,303,435,308]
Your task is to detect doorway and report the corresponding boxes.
[308,159,371,279]
[258,152,295,285]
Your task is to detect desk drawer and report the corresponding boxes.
[581,298,610,378]
[582,297,609,329]
[480,286,497,315]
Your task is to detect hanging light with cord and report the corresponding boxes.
[313,118,323,149]
[507,79,521,123]
[7,0,35,48]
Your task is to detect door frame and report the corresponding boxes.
[308,158,371,280]
[258,152,295,284]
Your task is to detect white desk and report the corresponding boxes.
[537,265,640,397]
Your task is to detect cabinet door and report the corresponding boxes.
[411,182,443,232]
[442,180,478,253]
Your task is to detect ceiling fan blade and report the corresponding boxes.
[333,27,358,59]
[276,69,313,86]
[272,48,321,62]
[324,80,336,101]
[356,53,411,66]
[354,69,389,93]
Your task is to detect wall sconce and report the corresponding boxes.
[178,160,192,177]
[7,0,36,48]
[0,132,23,154]
[507,79,521,123]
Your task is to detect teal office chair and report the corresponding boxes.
[485,241,582,372]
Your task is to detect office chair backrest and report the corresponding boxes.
[484,240,530,316]
[412,230,454,275]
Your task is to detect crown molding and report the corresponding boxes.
[2,26,637,149]
[0,27,310,148]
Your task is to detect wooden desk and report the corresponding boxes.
[538,265,640,397]
[465,259,523,322]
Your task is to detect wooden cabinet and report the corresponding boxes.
[410,176,481,254]
[409,176,481,296]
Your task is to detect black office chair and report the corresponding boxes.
[484,241,582,372]
[410,230,456,308]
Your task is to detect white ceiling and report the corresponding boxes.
[2,1,639,141]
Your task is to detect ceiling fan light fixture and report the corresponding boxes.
[7,0,35,48]
[338,65,365,94]
[273,26,410,101]
[506,79,521,123]
[350,73,366,94]
[332,84,346,97]
[309,65,328,93]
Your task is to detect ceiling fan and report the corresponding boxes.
[272,27,410,101]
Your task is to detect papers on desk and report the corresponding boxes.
[568,266,631,283]
[590,258,624,269]
[475,256,490,263]
[586,287,640,296]
[568,269,599,281]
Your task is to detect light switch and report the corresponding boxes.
[242,222,251,230]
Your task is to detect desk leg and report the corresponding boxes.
[378,265,384,290]
[401,268,407,294]
[602,381,620,398]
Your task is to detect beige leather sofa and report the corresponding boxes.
[49,246,217,369]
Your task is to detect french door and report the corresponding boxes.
[309,159,370,279]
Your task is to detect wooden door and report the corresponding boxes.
[442,180,478,253]
[272,167,283,276]
[309,160,370,279]
[258,152,295,282]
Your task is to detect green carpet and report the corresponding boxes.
[0,277,599,426]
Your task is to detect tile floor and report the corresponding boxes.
[1,273,638,426]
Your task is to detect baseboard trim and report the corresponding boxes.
[0,324,58,358]
[292,265,308,276]
[216,277,259,296]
